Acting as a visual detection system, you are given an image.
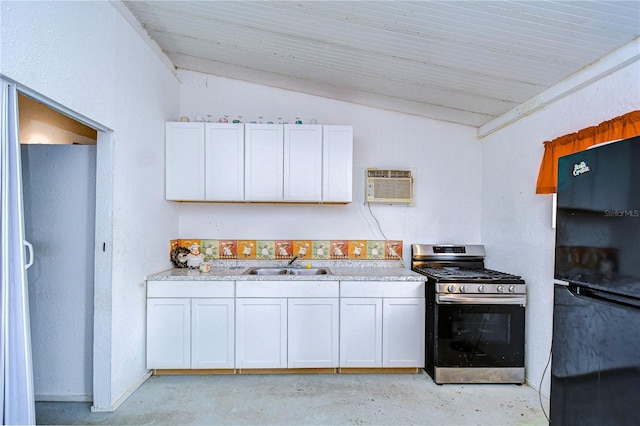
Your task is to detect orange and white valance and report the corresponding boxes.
[536,110,640,194]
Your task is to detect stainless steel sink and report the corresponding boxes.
[244,268,288,275]
[288,268,330,275]
[243,267,331,276]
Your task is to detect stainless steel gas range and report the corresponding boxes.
[411,244,526,384]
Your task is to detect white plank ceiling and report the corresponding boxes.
[122,1,640,129]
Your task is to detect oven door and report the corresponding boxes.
[435,296,525,368]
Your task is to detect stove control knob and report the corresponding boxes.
[497,285,505,293]
[478,285,486,293]
[447,285,456,293]
[508,285,517,293]
[459,285,466,293]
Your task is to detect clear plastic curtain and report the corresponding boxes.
[1,80,36,424]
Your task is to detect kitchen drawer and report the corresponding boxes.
[340,281,425,298]
[147,280,235,298]
[236,280,339,298]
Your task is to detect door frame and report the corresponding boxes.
[5,75,115,411]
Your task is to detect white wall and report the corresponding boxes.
[480,61,640,395]
[177,70,482,259]
[1,1,180,410]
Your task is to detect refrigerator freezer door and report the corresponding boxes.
[551,284,640,425]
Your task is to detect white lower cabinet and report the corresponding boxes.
[382,298,426,367]
[288,298,339,368]
[146,281,235,370]
[147,279,423,372]
[339,281,426,368]
[191,299,235,369]
[146,298,191,369]
[235,280,340,369]
[339,298,383,367]
[235,298,288,369]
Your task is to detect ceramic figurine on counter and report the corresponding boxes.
[170,246,190,268]
[185,243,205,268]
[170,241,205,268]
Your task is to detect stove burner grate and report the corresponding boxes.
[414,266,523,282]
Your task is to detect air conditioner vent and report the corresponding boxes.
[367,169,412,179]
[365,168,413,204]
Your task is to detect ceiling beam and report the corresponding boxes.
[478,37,640,138]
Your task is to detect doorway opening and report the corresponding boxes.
[15,87,114,410]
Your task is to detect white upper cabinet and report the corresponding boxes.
[244,124,284,201]
[165,122,352,203]
[284,124,323,202]
[165,122,244,201]
[205,123,244,201]
[323,125,353,203]
[165,122,205,201]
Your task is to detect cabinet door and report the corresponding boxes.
[244,124,284,201]
[382,298,426,368]
[191,298,235,369]
[322,125,353,203]
[165,122,205,201]
[283,125,323,201]
[339,298,383,367]
[235,298,287,369]
[288,298,339,368]
[146,298,191,369]
[205,123,245,201]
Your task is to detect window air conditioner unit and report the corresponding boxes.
[365,168,413,204]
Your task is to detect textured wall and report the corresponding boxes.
[480,61,640,395]
[177,70,483,264]
[1,1,180,410]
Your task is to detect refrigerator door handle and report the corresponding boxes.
[574,285,640,310]
[24,240,34,270]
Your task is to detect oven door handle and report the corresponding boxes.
[436,294,526,306]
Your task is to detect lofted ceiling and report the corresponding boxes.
[121,1,640,130]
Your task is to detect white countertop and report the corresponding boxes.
[147,262,425,282]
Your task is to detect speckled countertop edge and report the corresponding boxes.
[147,260,425,282]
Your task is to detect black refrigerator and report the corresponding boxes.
[551,135,640,425]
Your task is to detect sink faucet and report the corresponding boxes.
[287,255,300,267]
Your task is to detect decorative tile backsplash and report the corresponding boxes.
[170,239,403,262]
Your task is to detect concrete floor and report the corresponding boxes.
[36,371,550,425]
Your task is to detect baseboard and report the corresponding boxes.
[35,393,92,402]
[153,368,236,375]
[238,368,337,375]
[91,370,152,413]
[152,367,421,375]
[339,367,420,374]
[526,376,550,401]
